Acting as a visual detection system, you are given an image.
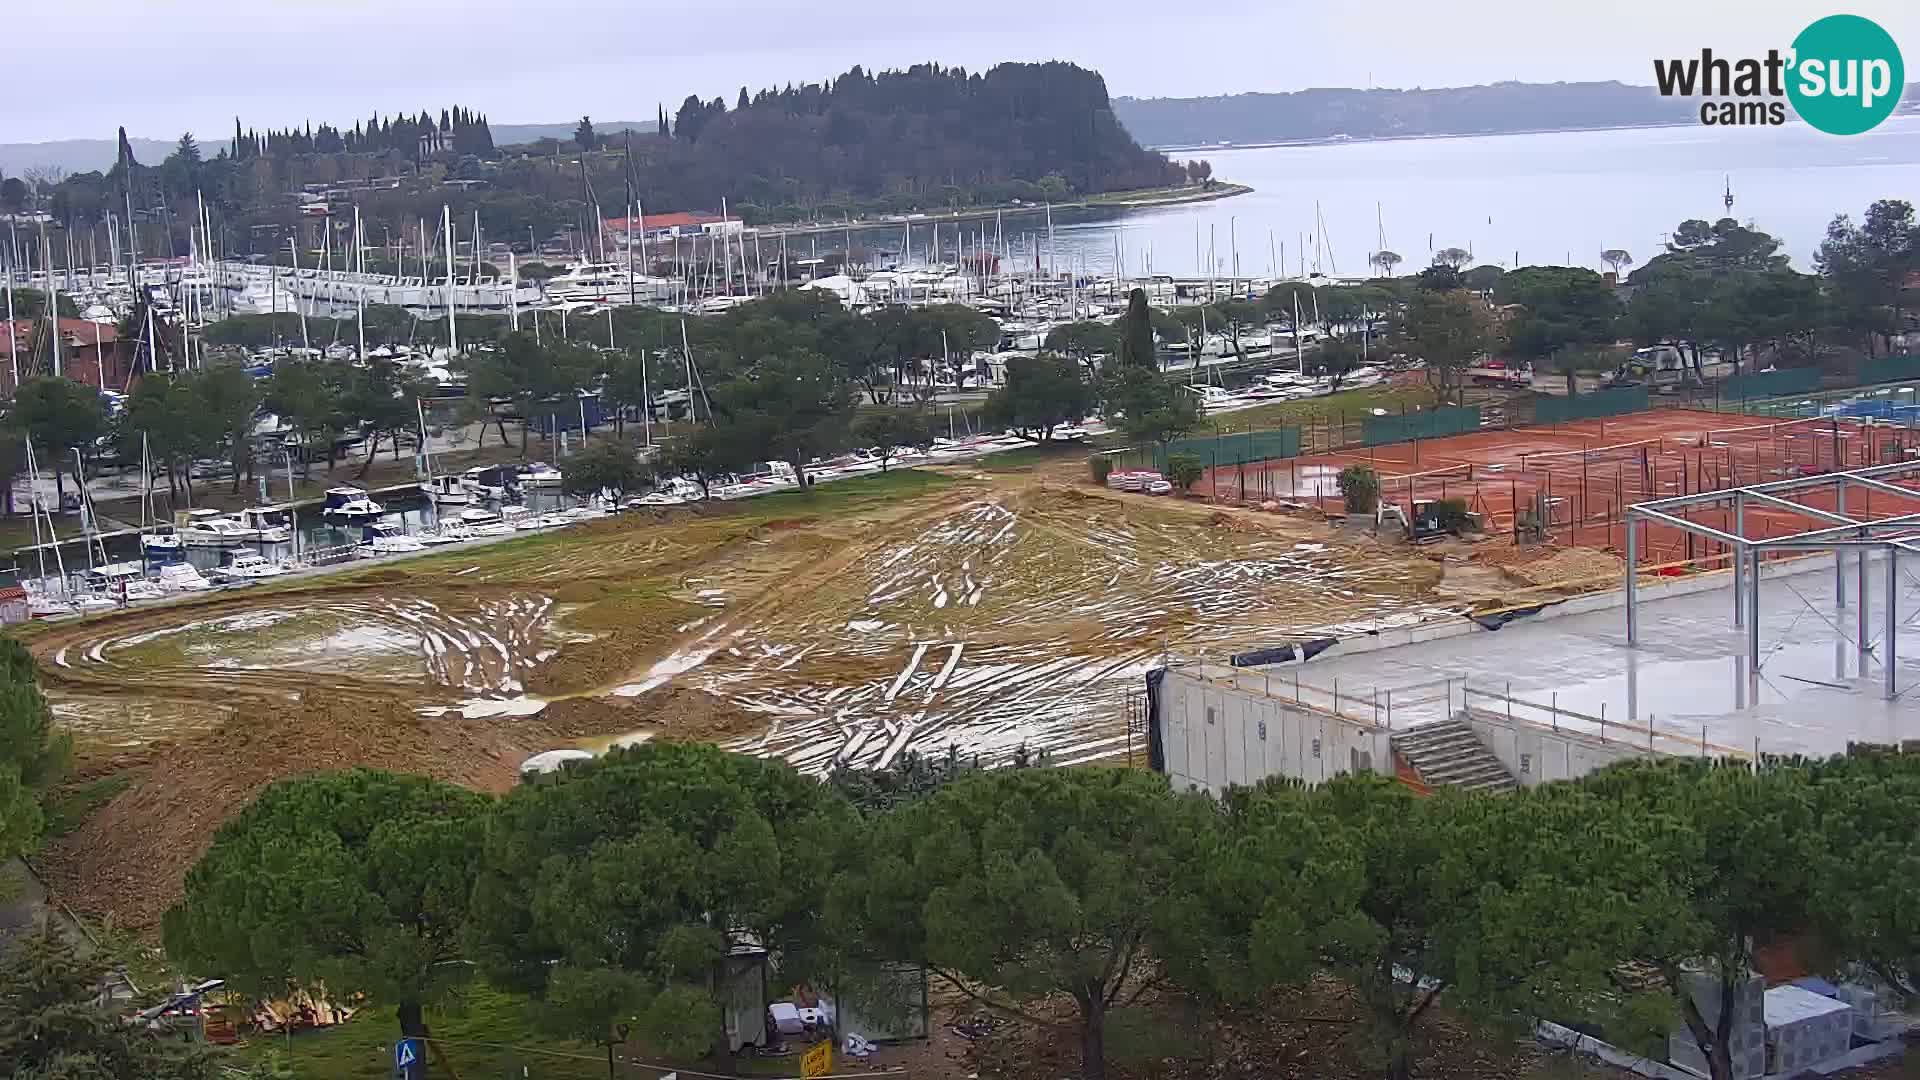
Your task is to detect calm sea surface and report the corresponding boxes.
[868,115,1920,279]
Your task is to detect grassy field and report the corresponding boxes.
[1203,383,1438,434]
[234,984,608,1080]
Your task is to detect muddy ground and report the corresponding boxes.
[25,456,1580,929]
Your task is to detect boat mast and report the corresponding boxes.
[74,449,103,572]
[23,436,48,590]
[287,236,310,352]
[354,206,367,361]
[4,256,16,387]
[508,252,519,332]
[442,204,457,354]
[41,225,61,377]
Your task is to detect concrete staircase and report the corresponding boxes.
[1391,720,1517,793]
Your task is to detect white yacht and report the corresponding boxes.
[157,563,215,591]
[141,523,185,557]
[357,522,427,557]
[321,487,384,523]
[420,474,472,505]
[85,562,164,602]
[211,552,288,582]
[517,462,564,488]
[237,506,295,542]
[458,506,502,525]
[179,509,282,547]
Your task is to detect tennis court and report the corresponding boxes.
[1206,409,1920,566]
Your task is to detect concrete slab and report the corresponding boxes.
[1295,554,1920,759]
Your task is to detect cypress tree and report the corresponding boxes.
[1118,288,1157,370]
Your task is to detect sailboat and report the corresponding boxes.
[21,437,73,617]
[415,399,470,504]
[138,433,184,559]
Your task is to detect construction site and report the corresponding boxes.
[22,389,1920,949]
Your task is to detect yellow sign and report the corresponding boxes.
[800,1039,833,1079]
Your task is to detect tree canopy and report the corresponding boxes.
[163,769,491,1048]
[829,767,1221,1080]
[468,742,854,1059]
[983,354,1094,442]
[1,928,219,1080]
[1397,289,1501,404]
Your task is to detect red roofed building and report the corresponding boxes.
[0,319,133,393]
[605,211,738,240]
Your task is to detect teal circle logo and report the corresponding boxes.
[1787,15,1904,135]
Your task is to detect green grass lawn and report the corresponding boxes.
[235,984,607,1080]
[1205,384,1437,434]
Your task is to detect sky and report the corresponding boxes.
[5,0,1918,144]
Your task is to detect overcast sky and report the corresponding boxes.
[6,0,1916,143]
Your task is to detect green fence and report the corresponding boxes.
[1536,387,1649,426]
[1157,426,1301,471]
[1362,405,1481,447]
[1859,354,1920,387]
[1720,367,1822,401]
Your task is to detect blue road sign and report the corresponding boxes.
[395,1038,421,1073]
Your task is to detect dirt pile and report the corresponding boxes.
[543,687,767,743]
[1504,547,1626,589]
[525,591,708,696]
[37,693,556,931]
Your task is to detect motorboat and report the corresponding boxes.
[85,561,163,602]
[357,522,427,557]
[179,508,279,547]
[157,563,215,591]
[418,526,469,546]
[626,491,687,508]
[29,596,73,618]
[513,509,568,531]
[210,552,288,582]
[461,465,517,501]
[517,461,564,488]
[236,506,295,543]
[69,593,120,613]
[140,524,185,558]
[458,507,502,526]
[420,473,472,505]
[321,487,385,523]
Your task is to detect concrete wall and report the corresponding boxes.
[1158,667,1392,795]
[1464,709,1653,786]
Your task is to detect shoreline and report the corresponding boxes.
[1147,119,1702,154]
[1144,106,1920,153]
[750,182,1254,240]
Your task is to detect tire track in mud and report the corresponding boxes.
[29,584,557,748]
[602,483,1455,774]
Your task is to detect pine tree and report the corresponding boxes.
[116,126,137,172]
[0,927,218,1079]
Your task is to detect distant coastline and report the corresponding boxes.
[752,182,1253,240]
[1147,104,1920,154]
[1148,119,1702,154]
[1114,78,1920,154]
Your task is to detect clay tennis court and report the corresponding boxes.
[1205,408,1920,569]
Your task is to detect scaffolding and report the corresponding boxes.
[1623,459,1920,700]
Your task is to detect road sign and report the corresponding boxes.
[394,1037,421,1075]
[800,1039,833,1079]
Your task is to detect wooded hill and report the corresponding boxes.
[15,62,1189,258]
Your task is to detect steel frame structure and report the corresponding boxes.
[1623,459,1920,700]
